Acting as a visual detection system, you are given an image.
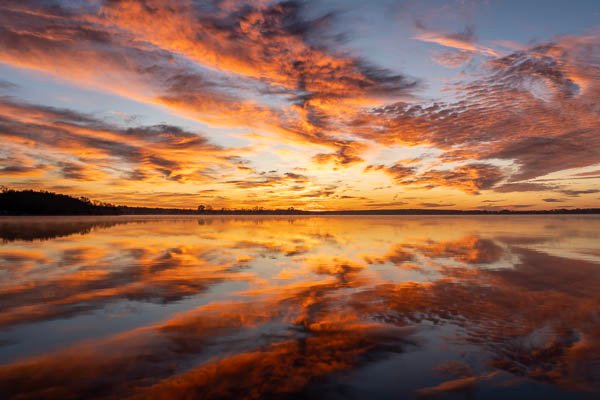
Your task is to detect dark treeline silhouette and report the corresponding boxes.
[0,188,199,216]
[0,189,119,215]
[1,188,599,215]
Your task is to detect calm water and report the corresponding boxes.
[0,215,598,399]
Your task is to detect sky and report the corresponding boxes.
[0,0,599,210]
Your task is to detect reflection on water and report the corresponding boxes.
[0,215,598,399]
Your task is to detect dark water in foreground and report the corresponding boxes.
[0,215,598,399]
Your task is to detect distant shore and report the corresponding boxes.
[1,188,599,216]
[2,209,600,216]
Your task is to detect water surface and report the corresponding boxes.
[0,215,598,399]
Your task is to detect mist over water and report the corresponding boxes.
[0,215,598,399]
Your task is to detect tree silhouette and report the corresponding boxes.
[0,189,119,215]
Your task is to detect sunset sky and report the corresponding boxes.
[0,0,599,210]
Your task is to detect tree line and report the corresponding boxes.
[1,187,598,215]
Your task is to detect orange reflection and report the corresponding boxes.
[0,215,598,398]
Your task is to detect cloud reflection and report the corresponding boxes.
[0,216,598,398]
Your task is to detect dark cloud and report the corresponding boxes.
[0,79,18,91]
[419,202,456,208]
[486,45,580,97]
[366,163,504,194]
[560,188,600,197]
[57,162,89,180]
[574,169,600,177]
[312,143,364,167]
[490,130,600,181]
[363,200,409,208]
[124,124,214,149]
[302,186,337,198]
[225,171,309,189]
[493,182,555,193]
[365,163,416,180]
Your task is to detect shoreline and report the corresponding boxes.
[1,210,599,217]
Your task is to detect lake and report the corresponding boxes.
[0,215,598,399]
